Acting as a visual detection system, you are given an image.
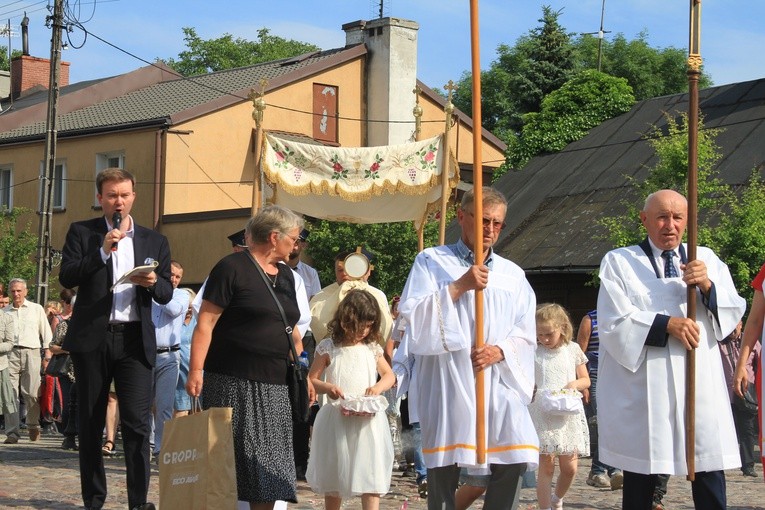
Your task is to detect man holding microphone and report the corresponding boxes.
[60,168,173,510]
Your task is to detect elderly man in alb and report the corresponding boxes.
[597,189,745,510]
[395,187,538,510]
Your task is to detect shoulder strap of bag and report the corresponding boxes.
[244,251,298,361]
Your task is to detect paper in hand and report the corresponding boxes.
[110,261,159,291]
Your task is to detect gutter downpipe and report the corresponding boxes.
[153,128,163,231]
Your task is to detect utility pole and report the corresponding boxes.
[34,0,64,305]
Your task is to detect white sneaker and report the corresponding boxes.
[586,472,611,488]
[610,470,624,490]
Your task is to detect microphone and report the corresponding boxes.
[111,212,122,252]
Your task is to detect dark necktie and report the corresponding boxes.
[662,250,678,278]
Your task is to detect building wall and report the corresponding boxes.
[418,93,505,174]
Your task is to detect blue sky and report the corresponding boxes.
[8,0,764,90]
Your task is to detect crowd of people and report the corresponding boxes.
[0,173,762,510]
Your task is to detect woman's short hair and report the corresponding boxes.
[245,205,304,245]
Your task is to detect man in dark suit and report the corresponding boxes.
[60,168,172,510]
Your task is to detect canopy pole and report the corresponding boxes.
[250,79,268,215]
[469,0,486,465]
[439,81,457,245]
[685,0,702,482]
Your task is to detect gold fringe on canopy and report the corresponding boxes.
[262,133,459,228]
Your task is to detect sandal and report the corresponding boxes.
[102,439,115,456]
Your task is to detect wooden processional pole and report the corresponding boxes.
[469,0,486,465]
[685,0,702,482]
[439,81,456,246]
[249,79,268,215]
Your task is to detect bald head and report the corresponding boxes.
[640,189,688,250]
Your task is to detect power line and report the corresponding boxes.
[68,22,444,125]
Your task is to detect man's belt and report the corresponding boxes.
[106,322,141,333]
[156,345,181,354]
[12,345,37,349]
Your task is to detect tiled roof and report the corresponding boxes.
[484,78,765,271]
[0,45,365,142]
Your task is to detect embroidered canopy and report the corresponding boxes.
[262,133,459,228]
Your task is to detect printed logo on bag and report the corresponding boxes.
[162,448,199,465]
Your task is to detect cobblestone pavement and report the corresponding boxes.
[1,434,762,509]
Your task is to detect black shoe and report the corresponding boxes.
[742,466,757,477]
[61,436,78,450]
[131,504,156,510]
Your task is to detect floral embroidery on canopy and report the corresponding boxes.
[262,133,459,228]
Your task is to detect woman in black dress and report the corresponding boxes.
[187,205,314,509]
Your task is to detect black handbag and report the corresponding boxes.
[246,251,311,424]
[733,382,758,414]
[45,353,70,378]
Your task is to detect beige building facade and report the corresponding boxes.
[0,18,506,286]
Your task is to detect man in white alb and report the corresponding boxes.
[395,187,539,510]
[597,189,745,510]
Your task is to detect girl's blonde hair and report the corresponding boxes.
[535,303,574,344]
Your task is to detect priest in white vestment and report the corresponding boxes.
[395,187,539,510]
[597,189,745,510]
[309,250,392,345]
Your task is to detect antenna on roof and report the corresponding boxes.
[580,0,611,72]
[370,0,389,19]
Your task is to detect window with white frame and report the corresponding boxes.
[95,152,125,206]
[0,166,12,211]
[39,161,67,210]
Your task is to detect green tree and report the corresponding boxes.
[164,27,320,76]
[597,113,765,299]
[0,46,21,72]
[453,6,575,138]
[574,32,712,101]
[0,208,39,291]
[509,70,635,169]
[715,173,765,303]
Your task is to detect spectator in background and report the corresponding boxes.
[49,294,78,450]
[3,278,53,444]
[150,260,189,459]
[0,312,17,435]
[719,321,759,477]
[174,289,196,418]
[286,228,321,302]
[735,261,765,479]
[576,310,623,491]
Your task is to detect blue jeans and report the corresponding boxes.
[411,422,427,484]
[150,350,180,454]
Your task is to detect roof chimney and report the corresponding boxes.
[10,55,70,99]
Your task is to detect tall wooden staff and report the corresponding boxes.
[469,0,486,464]
[685,0,702,482]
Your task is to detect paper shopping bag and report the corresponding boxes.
[159,406,237,510]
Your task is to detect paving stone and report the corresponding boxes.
[0,435,761,508]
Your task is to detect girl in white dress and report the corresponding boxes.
[531,303,590,510]
[306,289,395,510]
